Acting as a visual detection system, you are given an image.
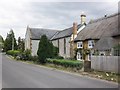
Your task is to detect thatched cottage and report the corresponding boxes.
[74,13,120,60]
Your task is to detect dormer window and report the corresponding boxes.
[77,41,83,48]
[88,40,95,48]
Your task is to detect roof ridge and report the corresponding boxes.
[29,27,60,31]
[59,24,81,32]
[89,12,119,24]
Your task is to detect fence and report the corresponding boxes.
[91,56,120,73]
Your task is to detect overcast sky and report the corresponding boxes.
[0,0,119,39]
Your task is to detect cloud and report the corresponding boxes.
[0,0,118,39]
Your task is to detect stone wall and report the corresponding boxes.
[31,40,39,56]
[52,37,71,58]
[52,40,58,47]
[25,28,31,50]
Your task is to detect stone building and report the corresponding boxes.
[51,14,86,59]
[25,26,58,56]
[74,13,120,60]
[25,14,86,59]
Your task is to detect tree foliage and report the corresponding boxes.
[18,37,25,52]
[0,35,4,50]
[4,30,17,52]
[37,35,58,64]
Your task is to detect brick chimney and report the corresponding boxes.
[81,12,86,24]
[70,22,78,59]
[73,22,77,36]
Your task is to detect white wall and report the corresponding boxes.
[31,40,39,56]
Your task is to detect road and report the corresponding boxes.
[1,53,118,88]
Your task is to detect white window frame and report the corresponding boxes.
[77,52,82,60]
[77,41,83,48]
[88,40,95,48]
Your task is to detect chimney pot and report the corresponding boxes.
[81,13,86,24]
[104,14,107,17]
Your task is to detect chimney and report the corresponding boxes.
[73,22,77,39]
[81,12,86,24]
[104,14,107,17]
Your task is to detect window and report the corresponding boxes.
[88,40,95,48]
[64,38,66,54]
[77,52,82,60]
[77,42,83,48]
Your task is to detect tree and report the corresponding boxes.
[4,30,17,52]
[18,37,25,52]
[0,35,4,50]
[37,35,56,64]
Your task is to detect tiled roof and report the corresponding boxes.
[29,28,59,40]
[51,24,84,40]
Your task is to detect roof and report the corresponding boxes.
[94,36,117,50]
[29,28,59,40]
[51,24,84,40]
[75,13,119,41]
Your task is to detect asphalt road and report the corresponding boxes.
[0,52,2,89]
[1,53,118,88]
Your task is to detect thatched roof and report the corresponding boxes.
[94,36,117,50]
[75,13,119,41]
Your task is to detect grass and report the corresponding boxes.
[82,70,120,83]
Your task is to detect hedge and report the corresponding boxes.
[47,59,83,69]
[6,50,21,57]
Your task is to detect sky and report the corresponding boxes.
[0,0,119,39]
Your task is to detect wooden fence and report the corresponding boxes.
[91,56,120,73]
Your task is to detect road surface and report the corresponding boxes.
[1,53,118,88]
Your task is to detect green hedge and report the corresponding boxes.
[6,50,21,57]
[47,59,83,69]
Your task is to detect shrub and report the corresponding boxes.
[30,56,39,62]
[54,56,64,59]
[14,49,31,61]
[47,59,83,69]
[6,50,21,57]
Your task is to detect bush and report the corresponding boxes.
[53,56,64,59]
[47,59,83,69]
[6,50,21,57]
[14,49,31,61]
[30,56,39,62]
